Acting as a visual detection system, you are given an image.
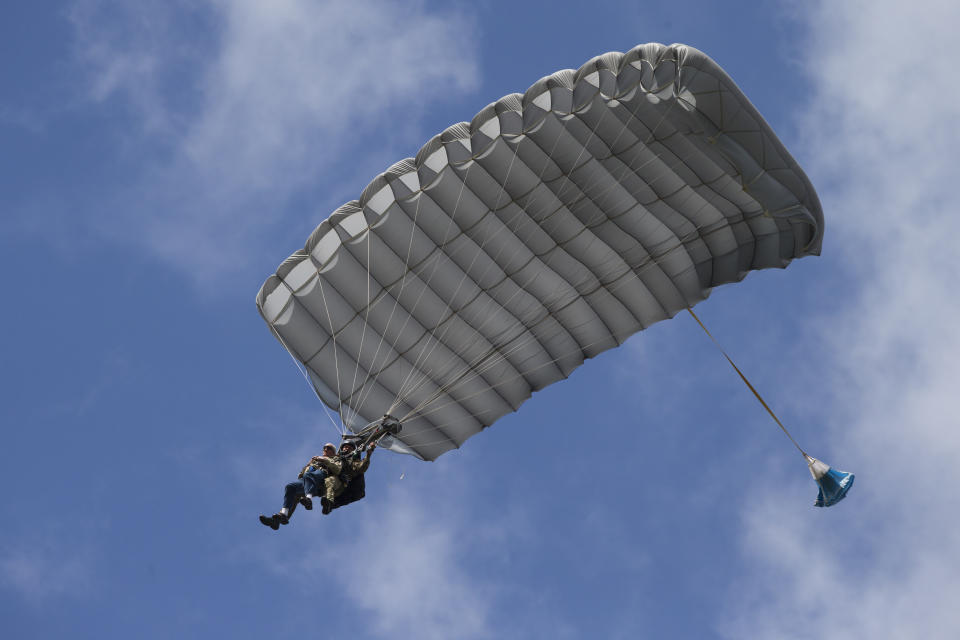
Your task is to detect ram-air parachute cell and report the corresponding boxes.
[256,43,823,461]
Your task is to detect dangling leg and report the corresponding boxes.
[321,476,344,515]
[260,479,302,530]
[279,480,305,524]
[301,468,328,510]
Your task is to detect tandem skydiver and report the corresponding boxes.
[259,440,376,530]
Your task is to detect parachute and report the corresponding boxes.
[256,43,824,462]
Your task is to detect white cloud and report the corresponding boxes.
[67,0,197,135]
[66,0,479,285]
[724,1,960,637]
[324,486,491,640]
[239,472,496,640]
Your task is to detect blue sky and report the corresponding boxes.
[3,1,960,638]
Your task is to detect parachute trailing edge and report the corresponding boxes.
[256,43,823,461]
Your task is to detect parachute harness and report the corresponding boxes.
[687,307,854,506]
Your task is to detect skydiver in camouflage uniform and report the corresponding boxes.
[320,441,375,514]
[259,442,342,530]
[258,441,376,529]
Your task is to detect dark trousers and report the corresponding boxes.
[281,468,329,513]
[282,481,305,513]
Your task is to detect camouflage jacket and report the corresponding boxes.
[337,452,371,483]
[297,454,342,479]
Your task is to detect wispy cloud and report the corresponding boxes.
[323,486,491,640]
[67,0,193,135]
[724,1,960,637]
[0,538,94,604]
[64,0,479,286]
[239,472,496,640]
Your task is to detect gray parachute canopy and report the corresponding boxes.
[256,43,823,461]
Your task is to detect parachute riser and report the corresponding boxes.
[340,414,403,451]
[686,307,807,457]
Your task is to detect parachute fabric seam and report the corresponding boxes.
[387,158,536,411]
[351,175,454,419]
[455,121,621,359]
[302,195,510,444]
[400,305,684,434]
[367,168,526,426]
[524,100,685,321]
[405,81,705,416]
[344,219,374,429]
[354,161,494,451]
[334,218,465,451]
[293,243,462,447]
[412,100,648,402]
[377,107,612,425]
[379,154,590,437]
[354,163,487,450]
[495,115,650,344]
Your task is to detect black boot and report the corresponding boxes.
[259,514,280,530]
[299,496,313,510]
